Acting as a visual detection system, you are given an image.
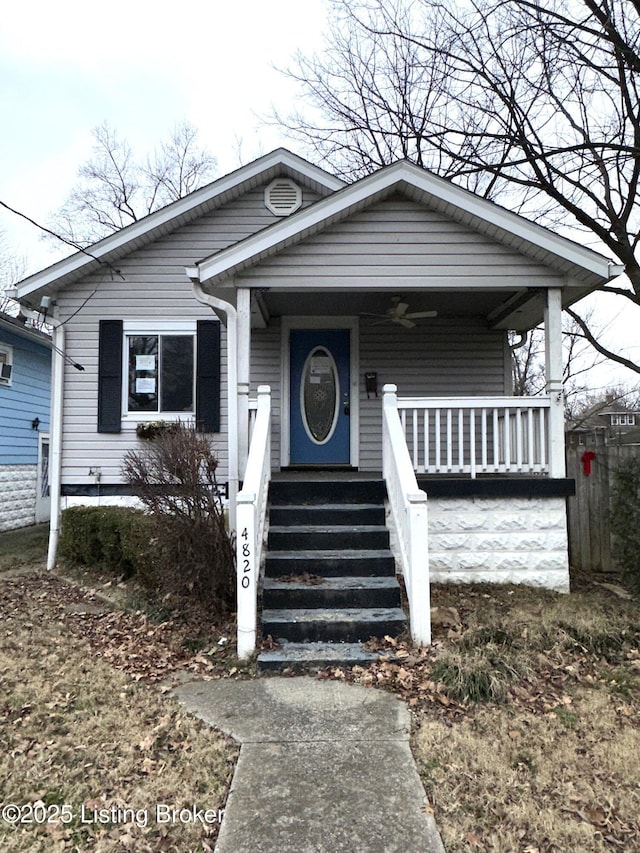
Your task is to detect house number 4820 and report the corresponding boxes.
[241,528,251,588]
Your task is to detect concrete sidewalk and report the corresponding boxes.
[173,676,445,853]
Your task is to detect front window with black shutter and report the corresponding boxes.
[127,334,194,414]
[98,319,220,433]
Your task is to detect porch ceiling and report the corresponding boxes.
[255,288,539,330]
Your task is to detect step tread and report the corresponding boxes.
[262,607,406,623]
[265,548,394,559]
[263,576,400,591]
[257,641,385,670]
[269,524,388,533]
[270,503,384,511]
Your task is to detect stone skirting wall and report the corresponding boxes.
[427,496,569,591]
[0,465,37,532]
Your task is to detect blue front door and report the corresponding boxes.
[289,329,351,465]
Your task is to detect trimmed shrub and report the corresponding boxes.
[58,506,153,578]
[610,455,640,592]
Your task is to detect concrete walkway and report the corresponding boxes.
[173,676,445,853]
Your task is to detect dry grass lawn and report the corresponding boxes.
[335,579,640,852]
[417,689,638,852]
[0,549,240,851]
[2,525,639,852]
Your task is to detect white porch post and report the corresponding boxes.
[544,287,566,478]
[237,287,251,480]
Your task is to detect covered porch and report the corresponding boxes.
[239,283,567,482]
[200,283,568,660]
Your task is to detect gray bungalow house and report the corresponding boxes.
[9,149,623,662]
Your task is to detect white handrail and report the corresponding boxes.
[236,385,271,660]
[397,395,552,477]
[382,384,431,646]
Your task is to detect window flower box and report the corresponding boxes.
[135,420,179,440]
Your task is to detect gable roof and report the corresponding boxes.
[10,149,345,302]
[189,159,623,299]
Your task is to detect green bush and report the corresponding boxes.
[58,506,153,578]
[610,456,640,591]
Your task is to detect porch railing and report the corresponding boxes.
[382,385,431,646]
[248,398,258,441]
[397,395,551,477]
[237,385,271,660]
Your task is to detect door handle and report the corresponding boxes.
[343,395,350,416]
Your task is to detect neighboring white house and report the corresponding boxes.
[9,149,624,653]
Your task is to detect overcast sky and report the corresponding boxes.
[1,0,637,391]
[0,0,328,270]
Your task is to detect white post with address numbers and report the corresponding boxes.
[236,386,271,660]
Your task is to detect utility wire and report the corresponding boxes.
[0,200,127,370]
[0,199,125,280]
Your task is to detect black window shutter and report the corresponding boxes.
[98,320,123,433]
[196,320,221,433]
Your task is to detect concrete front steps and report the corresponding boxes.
[258,476,406,672]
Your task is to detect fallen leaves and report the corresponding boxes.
[0,572,238,853]
[0,571,245,685]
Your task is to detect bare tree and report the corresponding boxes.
[510,310,610,413]
[282,0,640,371]
[50,122,217,246]
[0,230,26,315]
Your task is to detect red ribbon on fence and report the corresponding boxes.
[581,450,596,476]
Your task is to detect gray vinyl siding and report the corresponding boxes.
[251,322,283,470]
[358,320,507,470]
[55,185,518,483]
[57,184,323,487]
[237,194,561,289]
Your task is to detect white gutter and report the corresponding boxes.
[189,275,239,532]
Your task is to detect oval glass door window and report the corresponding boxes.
[300,347,340,444]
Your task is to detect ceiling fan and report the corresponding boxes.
[361,296,438,329]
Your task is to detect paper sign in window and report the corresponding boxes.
[136,377,156,393]
[136,355,156,371]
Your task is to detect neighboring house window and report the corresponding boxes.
[127,334,194,414]
[0,344,13,386]
[611,413,635,427]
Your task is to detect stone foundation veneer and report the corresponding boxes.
[427,496,570,592]
[0,465,38,532]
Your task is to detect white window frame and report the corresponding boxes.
[121,321,197,421]
[0,343,13,386]
[611,413,635,427]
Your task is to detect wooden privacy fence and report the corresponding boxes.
[566,431,639,573]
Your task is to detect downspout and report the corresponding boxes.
[15,304,65,571]
[189,276,239,532]
[47,322,64,570]
[509,331,529,350]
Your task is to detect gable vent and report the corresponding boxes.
[265,178,302,216]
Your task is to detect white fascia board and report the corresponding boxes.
[14,149,345,300]
[195,159,622,287]
[402,165,624,281]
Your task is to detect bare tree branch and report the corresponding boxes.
[565,306,640,374]
[48,122,217,247]
[281,0,640,372]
